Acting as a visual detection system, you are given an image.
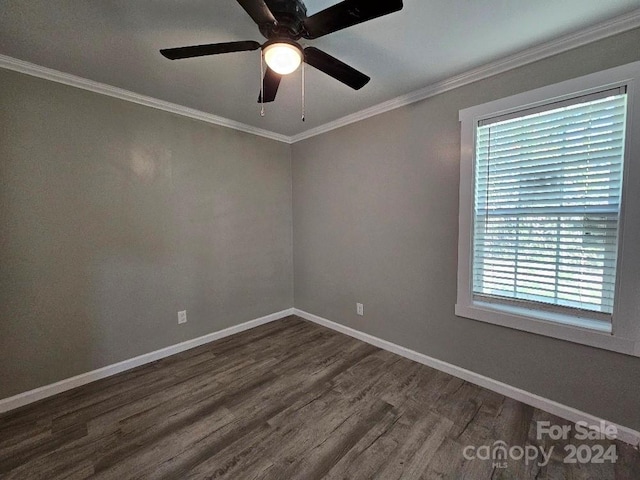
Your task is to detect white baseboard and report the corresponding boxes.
[4,306,638,448]
[0,308,294,414]
[293,308,640,448]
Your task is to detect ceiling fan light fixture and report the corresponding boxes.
[263,42,303,75]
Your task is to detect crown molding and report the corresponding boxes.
[1,9,638,145]
[0,54,291,144]
[290,9,640,142]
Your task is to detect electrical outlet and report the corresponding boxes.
[356,303,364,316]
[178,310,187,324]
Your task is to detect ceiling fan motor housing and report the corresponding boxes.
[259,0,309,40]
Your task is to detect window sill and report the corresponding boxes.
[455,301,638,357]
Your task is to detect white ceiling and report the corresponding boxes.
[1,0,639,137]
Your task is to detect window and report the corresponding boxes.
[474,90,626,318]
[456,62,640,356]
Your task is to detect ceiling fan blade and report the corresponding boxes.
[302,0,403,39]
[258,67,282,103]
[160,41,261,60]
[304,47,370,90]
[236,0,277,26]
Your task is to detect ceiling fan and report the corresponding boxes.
[160,0,404,103]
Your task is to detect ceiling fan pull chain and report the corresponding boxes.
[260,49,265,117]
[301,61,305,122]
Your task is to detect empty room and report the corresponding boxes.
[1,1,640,478]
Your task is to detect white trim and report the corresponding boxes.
[2,11,639,145]
[293,308,640,448]
[290,10,640,142]
[0,308,294,414]
[0,54,291,144]
[455,61,640,356]
[2,306,638,447]
[455,303,637,356]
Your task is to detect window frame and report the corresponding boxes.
[456,61,640,357]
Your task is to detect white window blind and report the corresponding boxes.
[473,89,627,316]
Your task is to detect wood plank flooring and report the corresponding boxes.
[1,315,638,479]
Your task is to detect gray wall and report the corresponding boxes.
[2,27,639,431]
[0,69,293,398]
[292,28,640,430]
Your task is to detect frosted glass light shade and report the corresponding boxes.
[263,43,302,75]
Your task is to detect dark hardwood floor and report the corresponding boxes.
[1,316,638,479]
